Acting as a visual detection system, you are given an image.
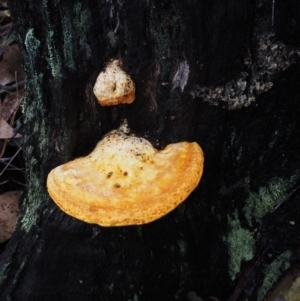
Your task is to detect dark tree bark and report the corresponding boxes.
[1,1,300,301]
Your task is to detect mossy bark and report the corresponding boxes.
[1,1,300,300]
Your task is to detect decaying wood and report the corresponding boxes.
[0,1,300,300]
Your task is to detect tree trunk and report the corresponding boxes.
[1,0,300,300]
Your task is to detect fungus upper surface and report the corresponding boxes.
[47,130,204,226]
[93,60,135,106]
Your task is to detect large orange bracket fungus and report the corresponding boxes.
[47,124,204,226]
[93,60,136,106]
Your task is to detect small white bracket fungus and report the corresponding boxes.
[0,191,21,243]
[47,129,204,227]
[93,60,136,106]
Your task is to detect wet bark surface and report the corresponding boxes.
[0,1,300,300]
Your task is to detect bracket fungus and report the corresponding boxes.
[93,60,136,106]
[47,127,204,226]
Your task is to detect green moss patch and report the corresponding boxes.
[257,250,292,301]
[244,174,299,226]
[226,210,255,280]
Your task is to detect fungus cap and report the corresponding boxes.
[93,60,135,106]
[47,130,204,226]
